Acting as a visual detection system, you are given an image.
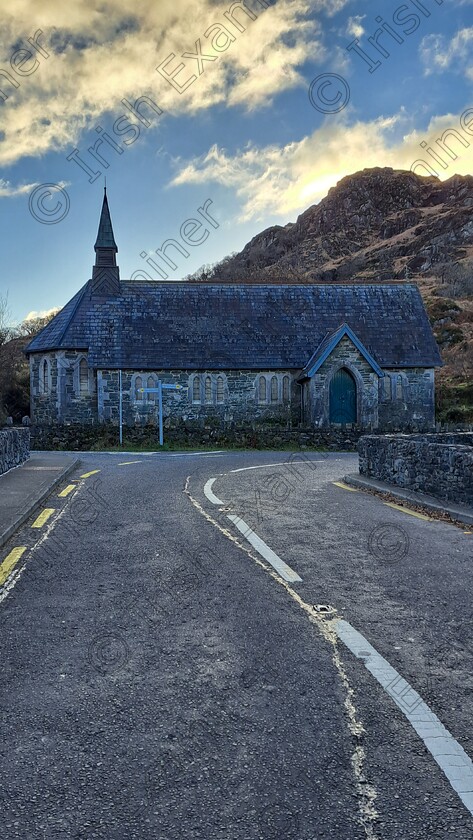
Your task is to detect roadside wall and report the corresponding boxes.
[358,434,473,506]
[0,428,30,475]
[31,422,375,452]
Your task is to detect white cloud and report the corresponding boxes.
[346,15,365,39]
[0,179,38,197]
[420,27,473,75]
[171,109,473,220]
[23,307,60,321]
[0,0,353,165]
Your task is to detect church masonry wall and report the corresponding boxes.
[97,369,301,428]
[378,368,435,431]
[302,338,436,431]
[303,337,378,428]
[30,351,98,425]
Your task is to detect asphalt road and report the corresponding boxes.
[1,449,473,840]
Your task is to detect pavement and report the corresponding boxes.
[344,472,473,527]
[0,451,79,549]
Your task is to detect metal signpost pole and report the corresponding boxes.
[119,369,123,446]
[158,380,163,447]
[138,384,181,447]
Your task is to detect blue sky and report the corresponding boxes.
[0,0,472,323]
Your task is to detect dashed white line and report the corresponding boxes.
[336,620,473,815]
[203,476,302,583]
[227,514,302,583]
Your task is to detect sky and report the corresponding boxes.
[0,0,472,323]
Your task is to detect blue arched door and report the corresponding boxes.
[329,368,357,424]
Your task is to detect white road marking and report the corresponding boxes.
[230,460,324,474]
[336,619,473,815]
[203,477,224,505]
[167,451,225,457]
[226,514,302,583]
[203,476,302,582]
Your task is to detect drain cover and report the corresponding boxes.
[313,604,336,616]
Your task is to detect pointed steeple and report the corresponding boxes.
[91,187,120,295]
[94,187,118,256]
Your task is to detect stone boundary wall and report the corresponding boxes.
[358,433,473,506]
[0,427,30,475]
[30,422,382,452]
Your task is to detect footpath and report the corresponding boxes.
[0,452,79,549]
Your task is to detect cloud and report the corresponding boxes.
[170,109,473,220]
[0,179,38,197]
[23,307,60,321]
[420,27,473,75]
[346,15,365,39]
[0,0,352,165]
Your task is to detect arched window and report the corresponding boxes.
[205,375,212,403]
[396,374,403,400]
[193,375,201,402]
[79,359,89,395]
[147,375,155,401]
[282,375,290,403]
[41,359,49,395]
[216,376,224,403]
[270,376,278,403]
[381,375,391,402]
[258,376,266,403]
[135,375,143,400]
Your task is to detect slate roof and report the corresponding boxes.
[25,281,442,370]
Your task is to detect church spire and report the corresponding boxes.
[91,187,120,295]
[94,186,118,260]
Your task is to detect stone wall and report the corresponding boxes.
[358,433,473,505]
[29,350,436,434]
[0,427,30,475]
[303,335,379,427]
[30,421,374,452]
[98,368,300,427]
[378,368,435,431]
[30,351,98,425]
[301,337,435,430]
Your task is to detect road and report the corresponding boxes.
[1,449,473,840]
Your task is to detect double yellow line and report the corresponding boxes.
[0,468,101,591]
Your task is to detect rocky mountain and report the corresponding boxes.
[193,168,473,283]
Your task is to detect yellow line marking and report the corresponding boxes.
[118,460,143,466]
[0,547,27,586]
[383,502,431,521]
[80,469,101,478]
[333,481,358,492]
[31,508,55,528]
[58,484,76,497]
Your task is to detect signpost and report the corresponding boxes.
[138,382,182,446]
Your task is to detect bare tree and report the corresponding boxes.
[0,294,12,347]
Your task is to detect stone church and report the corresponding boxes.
[26,190,442,432]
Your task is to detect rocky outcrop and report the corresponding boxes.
[197,168,473,282]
